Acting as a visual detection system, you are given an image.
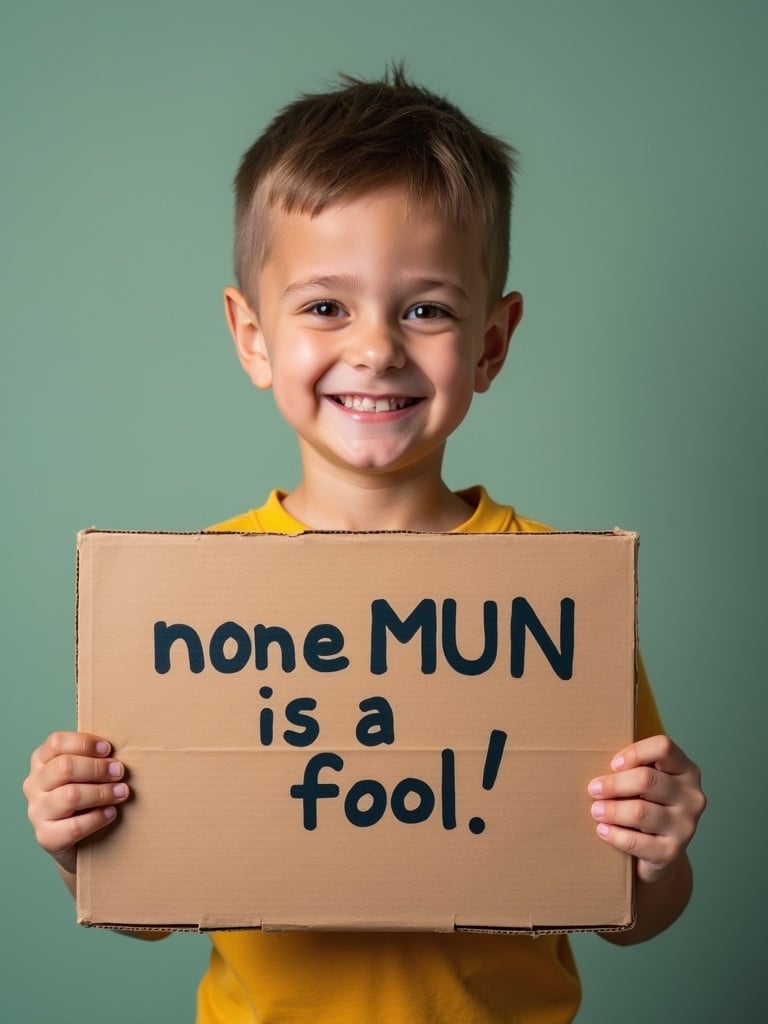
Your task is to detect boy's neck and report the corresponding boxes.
[282,459,474,532]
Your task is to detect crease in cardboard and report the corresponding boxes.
[114,745,628,754]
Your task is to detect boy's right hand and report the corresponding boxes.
[23,731,129,877]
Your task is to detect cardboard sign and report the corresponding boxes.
[76,529,637,933]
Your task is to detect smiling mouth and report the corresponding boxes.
[331,395,421,412]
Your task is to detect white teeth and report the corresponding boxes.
[336,395,413,412]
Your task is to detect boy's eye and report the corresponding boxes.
[404,303,450,320]
[308,300,345,317]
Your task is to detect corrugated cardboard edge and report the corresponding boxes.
[75,530,93,920]
[74,527,639,936]
[78,921,636,936]
[76,527,639,539]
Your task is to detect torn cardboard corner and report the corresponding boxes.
[76,528,638,934]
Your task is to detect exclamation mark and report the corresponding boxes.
[469,729,508,835]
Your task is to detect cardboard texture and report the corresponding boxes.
[76,529,638,934]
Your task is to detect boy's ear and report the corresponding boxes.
[223,286,273,390]
[474,290,523,393]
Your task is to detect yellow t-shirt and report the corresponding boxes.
[198,486,662,1024]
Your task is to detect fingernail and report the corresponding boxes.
[611,754,625,770]
[108,761,122,778]
[591,802,605,819]
[96,741,110,756]
[103,806,117,821]
[588,780,603,796]
[596,823,610,838]
[112,783,128,799]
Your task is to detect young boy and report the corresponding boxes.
[24,68,705,1023]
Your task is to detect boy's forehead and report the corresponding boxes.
[240,186,494,309]
[262,188,485,270]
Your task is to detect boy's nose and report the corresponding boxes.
[343,320,407,374]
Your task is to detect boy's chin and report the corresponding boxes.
[305,440,447,481]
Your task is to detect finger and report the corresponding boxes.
[591,797,672,836]
[588,764,680,805]
[36,752,125,794]
[43,780,130,820]
[34,731,112,769]
[34,805,120,858]
[594,821,679,871]
[609,735,694,777]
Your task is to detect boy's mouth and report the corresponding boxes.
[330,395,421,412]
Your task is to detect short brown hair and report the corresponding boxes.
[233,66,517,302]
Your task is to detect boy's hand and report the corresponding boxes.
[588,735,706,885]
[23,731,129,877]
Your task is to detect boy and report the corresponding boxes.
[24,68,705,1023]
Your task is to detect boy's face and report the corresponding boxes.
[226,189,521,484]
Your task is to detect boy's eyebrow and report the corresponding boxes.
[406,277,470,302]
[282,274,359,298]
[282,274,470,302]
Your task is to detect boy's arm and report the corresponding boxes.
[23,731,170,941]
[587,735,706,945]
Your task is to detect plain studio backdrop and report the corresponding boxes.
[2,2,764,1021]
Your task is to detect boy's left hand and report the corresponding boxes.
[588,735,706,885]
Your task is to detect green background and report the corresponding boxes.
[2,1,764,1020]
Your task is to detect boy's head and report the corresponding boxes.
[233,65,517,306]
